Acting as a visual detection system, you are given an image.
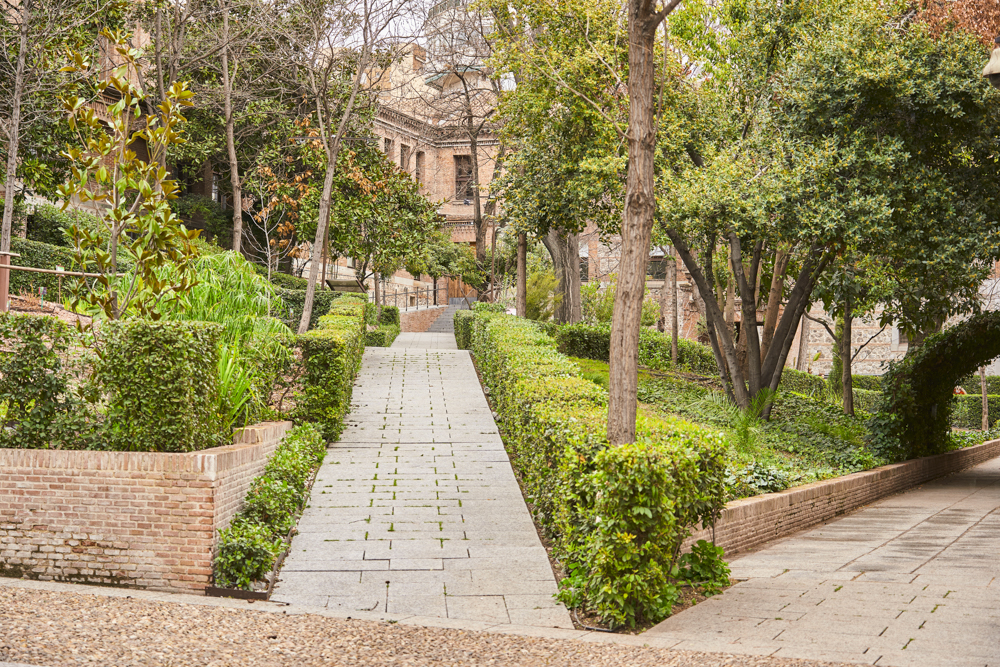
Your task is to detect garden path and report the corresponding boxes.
[272,331,572,628]
[645,456,1000,667]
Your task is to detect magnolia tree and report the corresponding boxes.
[58,30,200,322]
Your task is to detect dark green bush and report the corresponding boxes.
[0,314,99,449]
[854,388,881,414]
[365,324,400,347]
[172,194,231,243]
[276,288,342,331]
[469,311,726,629]
[294,298,367,439]
[379,305,400,326]
[96,320,225,452]
[25,204,101,247]
[950,394,1000,430]
[252,263,311,290]
[7,238,134,299]
[454,310,475,349]
[956,374,1000,395]
[553,323,717,376]
[213,424,326,590]
[777,368,826,396]
[852,375,883,391]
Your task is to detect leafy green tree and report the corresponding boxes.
[405,229,479,305]
[58,30,201,321]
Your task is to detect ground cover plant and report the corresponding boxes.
[460,310,727,629]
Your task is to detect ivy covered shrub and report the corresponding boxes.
[868,311,1000,461]
[96,320,225,452]
[454,310,475,349]
[295,296,368,439]
[0,314,100,449]
[554,323,717,375]
[469,311,726,629]
[213,424,326,590]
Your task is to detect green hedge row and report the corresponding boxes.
[468,311,726,629]
[551,323,718,376]
[25,204,101,247]
[213,424,326,590]
[852,375,883,391]
[379,305,400,326]
[778,368,827,396]
[294,295,368,439]
[454,309,475,349]
[98,320,226,452]
[855,387,999,429]
[957,374,1000,395]
[365,324,401,347]
[276,288,342,331]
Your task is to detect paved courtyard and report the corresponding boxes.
[272,332,571,627]
[645,456,1000,666]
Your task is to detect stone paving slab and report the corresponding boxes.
[273,336,572,628]
[645,456,1000,666]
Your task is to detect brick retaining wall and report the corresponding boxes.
[0,421,292,594]
[686,438,1000,558]
[400,306,446,332]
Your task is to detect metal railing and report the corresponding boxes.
[377,285,446,311]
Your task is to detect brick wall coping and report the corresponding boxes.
[687,437,1000,557]
[0,421,293,475]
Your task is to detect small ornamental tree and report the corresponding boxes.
[57,29,200,322]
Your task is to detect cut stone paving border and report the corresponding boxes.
[684,437,1000,558]
[0,421,292,594]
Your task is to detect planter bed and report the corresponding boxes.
[0,421,292,594]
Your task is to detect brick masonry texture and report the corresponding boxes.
[685,438,1000,557]
[400,306,446,332]
[0,421,292,594]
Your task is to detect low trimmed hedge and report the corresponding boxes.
[25,204,101,247]
[294,296,368,439]
[958,374,1000,395]
[553,323,717,376]
[855,387,998,429]
[379,305,400,326]
[778,368,826,396]
[471,301,506,314]
[454,309,475,349]
[852,375,883,391]
[366,324,401,347]
[213,424,326,590]
[469,311,726,629]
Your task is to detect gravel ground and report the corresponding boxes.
[0,587,858,667]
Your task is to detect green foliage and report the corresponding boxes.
[96,320,225,452]
[0,314,98,450]
[59,30,201,321]
[212,519,283,591]
[554,323,717,375]
[267,271,310,290]
[467,310,727,628]
[365,324,401,347]
[404,228,480,285]
[725,462,791,497]
[676,540,730,596]
[950,394,1000,430]
[378,306,400,326]
[851,375,883,392]
[949,426,1000,450]
[777,369,827,397]
[526,270,559,321]
[869,311,1000,462]
[295,298,367,439]
[171,194,231,244]
[454,310,475,350]
[217,344,254,432]
[472,302,506,314]
[956,374,1000,395]
[25,204,100,247]
[8,238,80,297]
[276,288,341,331]
[581,276,659,326]
[688,389,776,452]
[213,424,326,590]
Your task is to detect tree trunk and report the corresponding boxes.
[842,298,854,417]
[297,48,371,335]
[608,6,660,445]
[2,0,30,256]
[220,0,243,254]
[668,248,678,364]
[796,313,811,371]
[657,248,668,333]
[760,246,790,361]
[981,366,988,431]
[516,232,526,317]
[542,227,581,324]
[469,129,486,274]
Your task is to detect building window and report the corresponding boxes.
[384,137,394,158]
[455,155,473,199]
[580,257,590,283]
[400,143,411,171]
[646,258,667,280]
[415,151,425,183]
